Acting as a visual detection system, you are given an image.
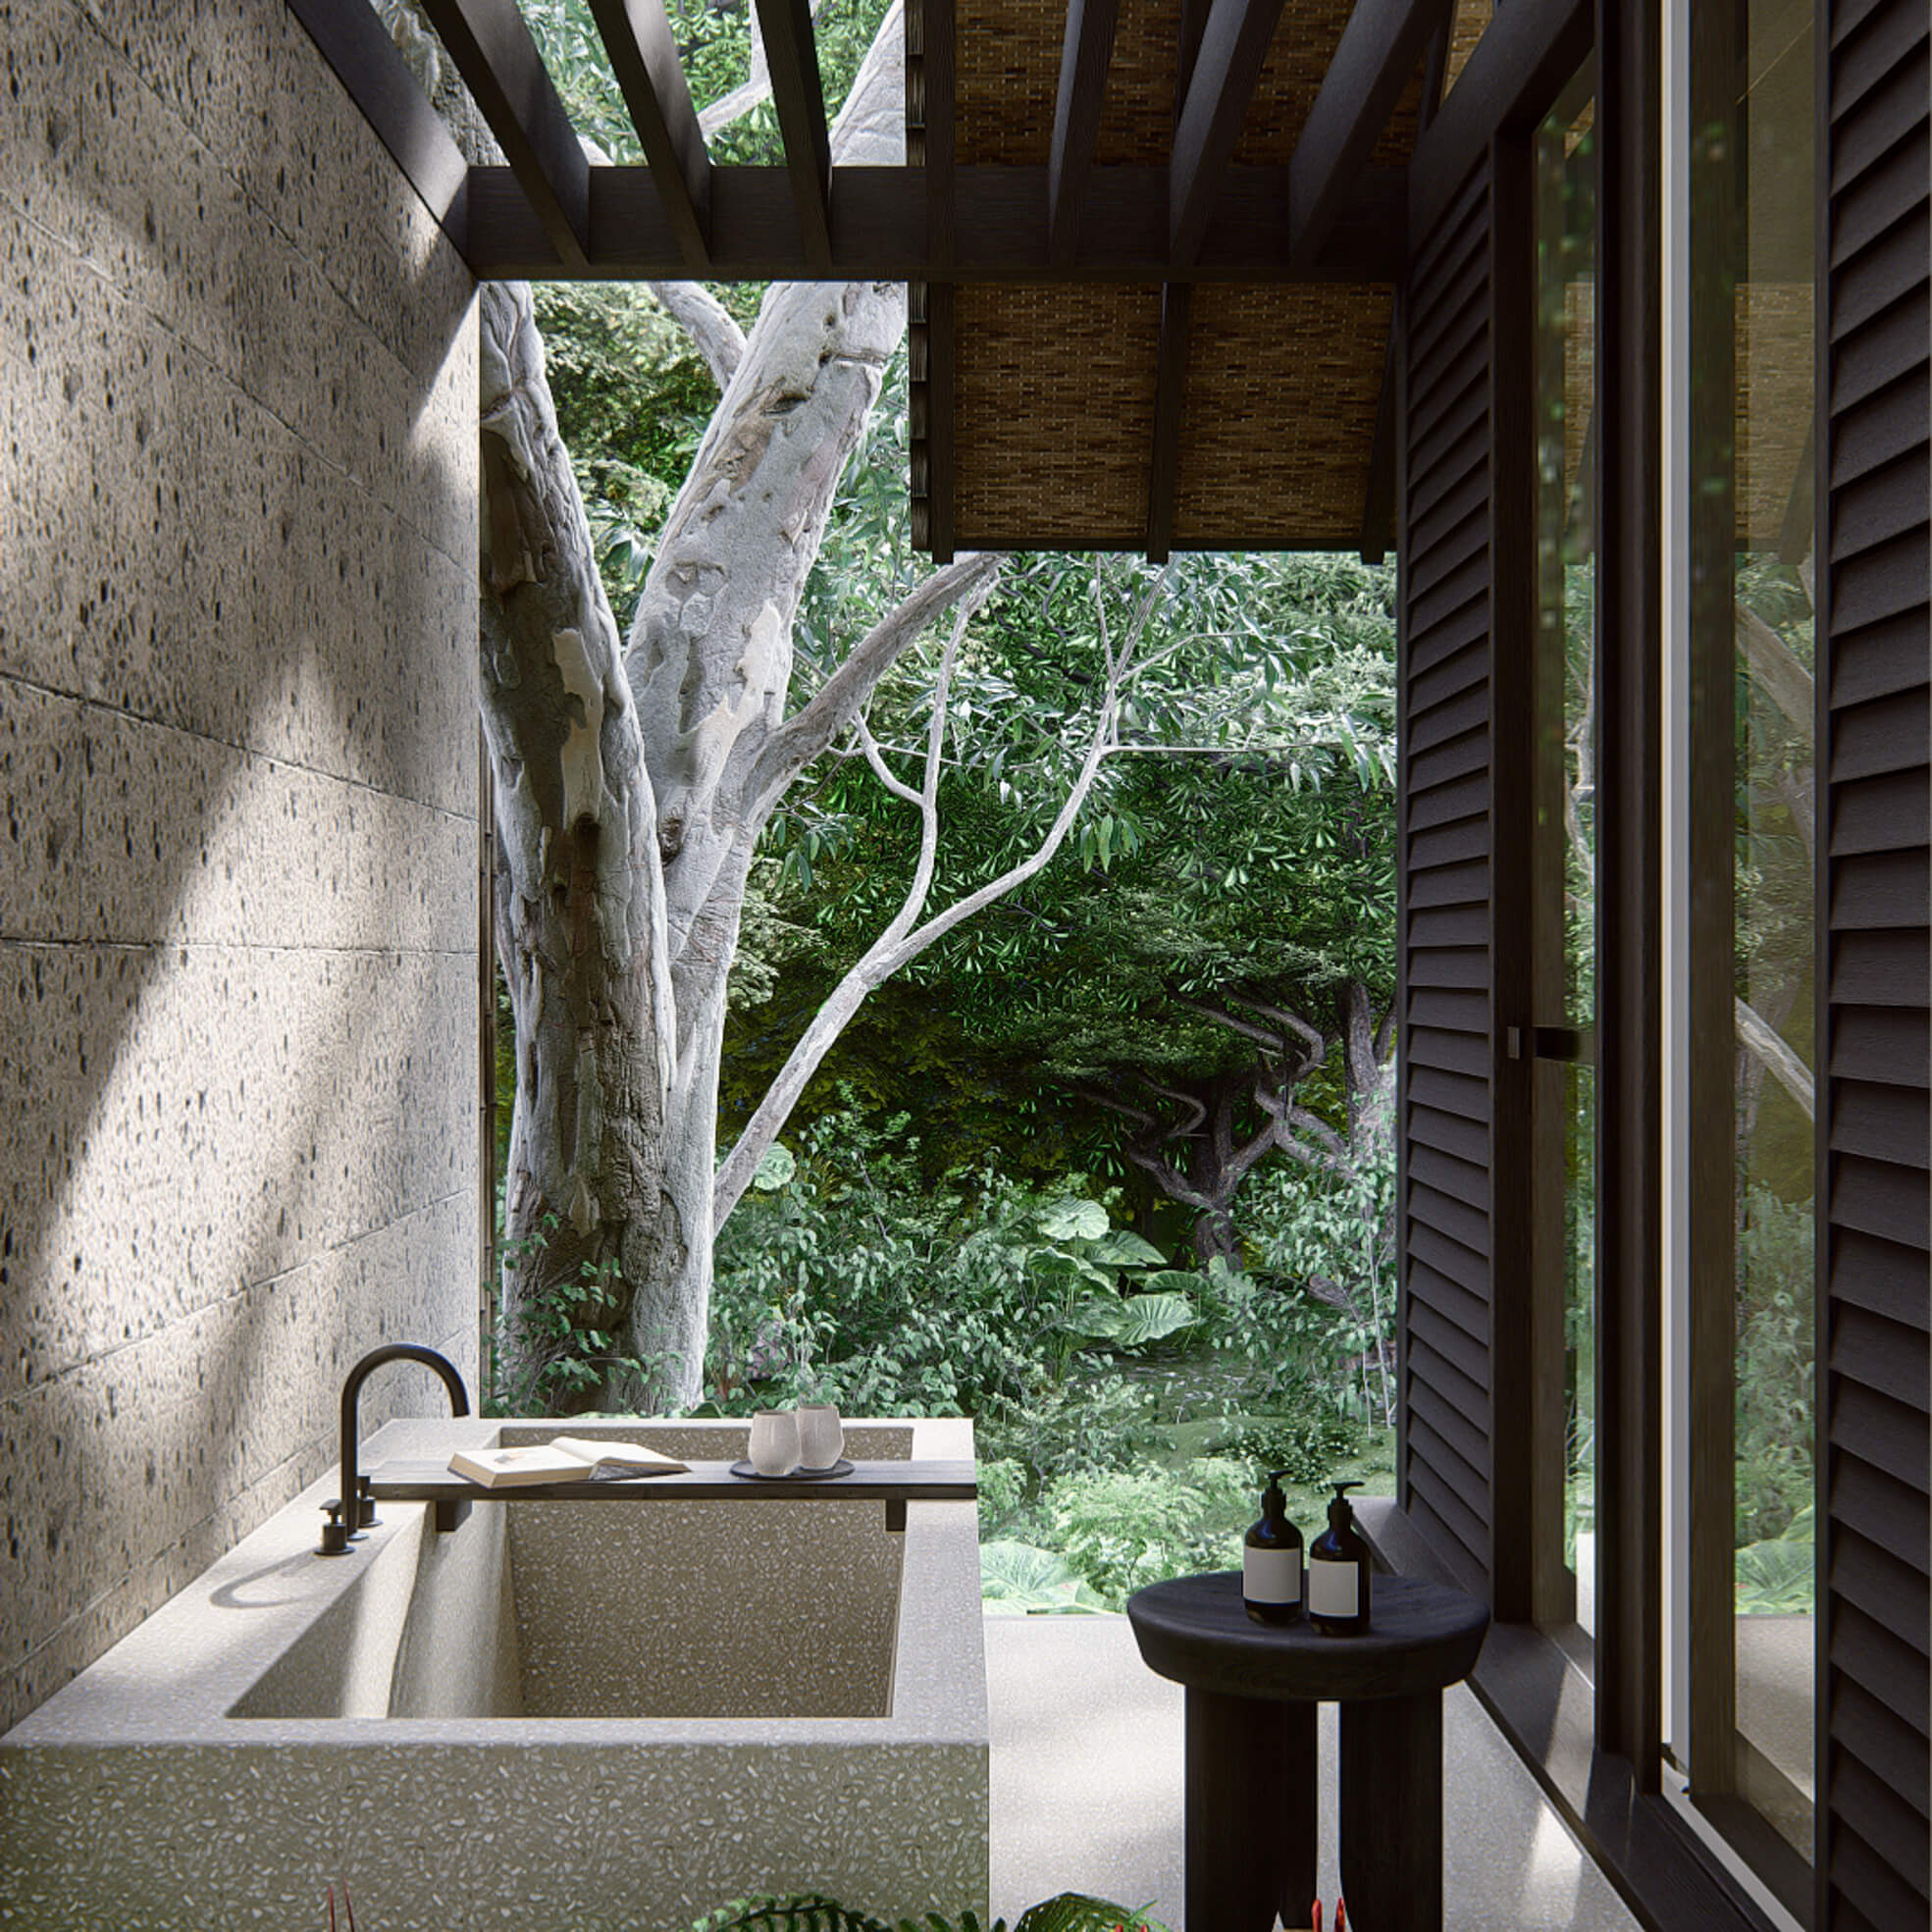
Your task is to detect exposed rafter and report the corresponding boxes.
[588,0,712,267]
[1286,0,1454,267]
[417,0,590,269]
[287,0,469,236]
[1047,0,1123,266]
[463,162,1407,280]
[753,0,834,266]
[1169,0,1290,266]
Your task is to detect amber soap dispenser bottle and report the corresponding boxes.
[1242,1468,1304,1624]
[1308,1479,1372,1634]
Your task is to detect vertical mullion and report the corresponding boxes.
[1593,0,1664,1786]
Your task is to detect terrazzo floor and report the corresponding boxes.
[984,1613,1641,1931]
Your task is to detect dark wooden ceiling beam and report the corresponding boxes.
[1047,0,1123,266]
[752,0,833,266]
[465,161,1408,280]
[1287,0,1455,267]
[588,0,711,266]
[287,0,469,239]
[1169,0,1291,266]
[418,0,590,269]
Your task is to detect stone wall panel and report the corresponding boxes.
[0,0,478,1733]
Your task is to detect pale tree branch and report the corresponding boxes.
[713,573,989,1222]
[852,711,925,808]
[712,562,1169,1227]
[646,281,747,391]
[1737,602,1814,727]
[696,0,829,140]
[1736,995,1815,1122]
[744,553,1007,820]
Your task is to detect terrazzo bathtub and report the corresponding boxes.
[0,1416,988,1931]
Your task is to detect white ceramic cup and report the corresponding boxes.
[748,1409,800,1476]
[796,1402,844,1472]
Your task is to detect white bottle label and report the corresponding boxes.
[1308,1558,1359,1619]
[1244,1546,1302,1605]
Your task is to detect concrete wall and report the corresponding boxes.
[0,0,480,1732]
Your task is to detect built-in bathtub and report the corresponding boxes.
[0,1417,988,1931]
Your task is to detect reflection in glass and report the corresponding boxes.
[1534,79,1596,1628]
[1687,0,1817,1869]
[1729,0,1816,1852]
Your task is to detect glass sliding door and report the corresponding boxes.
[1671,0,1816,1904]
[1533,69,1598,1640]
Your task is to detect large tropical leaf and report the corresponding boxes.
[1063,1292,1197,1349]
[1735,1533,1815,1615]
[1013,1896,1172,1932]
[1082,1229,1167,1269]
[1038,1198,1109,1242]
[979,1540,1108,1613]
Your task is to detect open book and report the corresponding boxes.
[447,1436,689,1489]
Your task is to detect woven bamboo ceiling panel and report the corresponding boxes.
[922,0,1492,552]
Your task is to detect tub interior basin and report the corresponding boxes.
[231,1424,912,1722]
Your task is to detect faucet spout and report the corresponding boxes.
[320,1343,471,1554]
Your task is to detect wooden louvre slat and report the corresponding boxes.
[1830,1525,1932,1666]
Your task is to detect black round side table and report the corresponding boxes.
[1126,1571,1489,1932]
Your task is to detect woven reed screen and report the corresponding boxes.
[952,283,1163,548]
[1173,284,1391,548]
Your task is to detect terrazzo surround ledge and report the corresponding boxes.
[0,1416,988,1931]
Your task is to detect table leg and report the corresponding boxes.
[1183,1689,1317,1932]
[1338,1692,1442,1931]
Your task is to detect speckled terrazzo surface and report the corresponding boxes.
[0,0,480,1735]
[0,1418,989,1930]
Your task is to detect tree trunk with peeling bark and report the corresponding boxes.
[479,9,1015,1409]
[478,283,678,1411]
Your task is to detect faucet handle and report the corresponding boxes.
[356,1475,380,1530]
[318,1499,350,1557]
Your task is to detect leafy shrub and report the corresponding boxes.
[975,1457,1028,1535]
[1041,1460,1251,1608]
[1735,1187,1814,1546]
[689,1895,1168,1932]
[1230,1409,1363,1488]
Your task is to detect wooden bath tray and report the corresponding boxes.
[367,1457,977,1533]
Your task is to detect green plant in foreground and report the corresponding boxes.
[688,1894,1170,1932]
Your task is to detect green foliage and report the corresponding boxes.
[486,1215,661,1416]
[1227,1410,1364,1489]
[1736,1506,1814,1616]
[975,1457,1028,1532]
[1735,1186,1815,1547]
[687,1896,1168,1932]
[977,1540,1110,1615]
[1038,1460,1252,1608]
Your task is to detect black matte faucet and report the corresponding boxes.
[318,1343,471,1555]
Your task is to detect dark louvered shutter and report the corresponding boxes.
[1817,4,1931,1929]
[1397,154,1502,1594]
